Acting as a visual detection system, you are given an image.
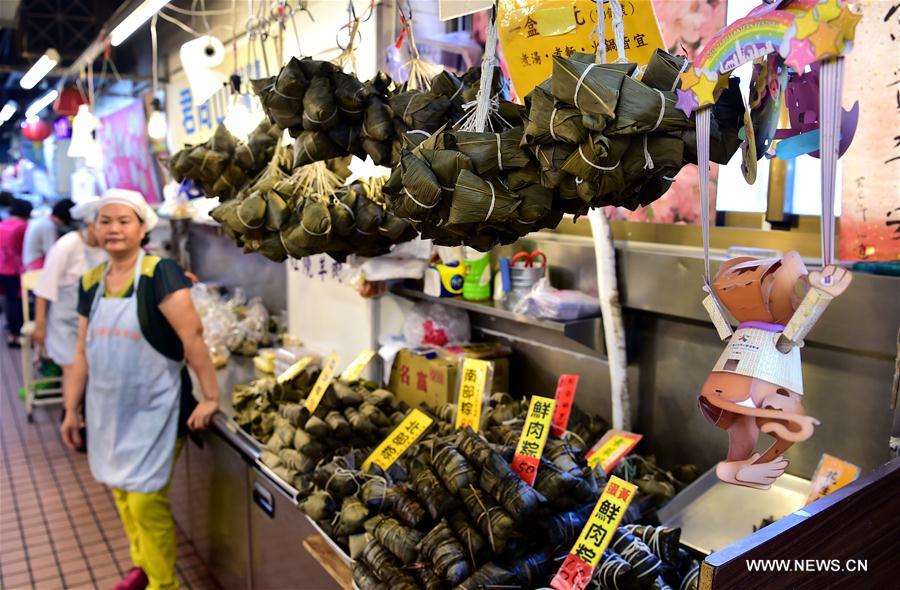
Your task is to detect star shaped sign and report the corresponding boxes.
[680,67,702,91]
[832,4,863,42]
[808,21,844,57]
[692,71,720,107]
[794,8,820,40]
[816,0,843,22]
[785,37,817,72]
[676,88,699,117]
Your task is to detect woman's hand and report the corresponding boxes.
[60,410,84,450]
[187,399,218,430]
[32,323,46,347]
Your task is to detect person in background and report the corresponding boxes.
[0,197,33,347]
[23,197,75,270]
[61,189,219,590]
[33,198,107,430]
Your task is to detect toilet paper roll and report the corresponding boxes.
[180,36,227,105]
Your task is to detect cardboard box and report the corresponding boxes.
[389,347,510,410]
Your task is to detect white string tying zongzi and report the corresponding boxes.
[495,133,503,171]
[403,187,439,210]
[300,217,331,236]
[334,196,356,220]
[484,180,497,222]
[642,135,653,170]
[573,63,598,111]
[302,109,339,126]
[549,108,560,141]
[578,144,620,170]
[473,15,499,133]
[671,58,691,92]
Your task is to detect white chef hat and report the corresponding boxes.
[94,188,159,231]
[70,196,100,222]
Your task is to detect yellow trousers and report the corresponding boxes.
[111,438,185,590]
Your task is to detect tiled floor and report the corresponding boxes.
[0,332,220,590]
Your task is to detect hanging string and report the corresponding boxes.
[473,9,499,133]
[150,14,159,95]
[818,58,842,271]
[594,0,627,65]
[697,108,714,290]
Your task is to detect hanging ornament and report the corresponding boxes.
[52,87,87,116]
[68,104,102,165]
[21,118,51,142]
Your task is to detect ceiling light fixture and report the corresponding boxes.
[25,90,60,119]
[110,0,172,47]
[0,102,17,126]
[20,49,60,90]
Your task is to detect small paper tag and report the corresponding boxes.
[511,396,556,485]
[804,453,860,505]
[586,429,643,473]
[703,293,734,340]
[276,356,313,385]
[551,374,579,438]
[455,358,493,432]
[340,349,376,382]
[782,288,832,345]
[362,409,434,472]
[550,476,637,590]
[303,352,340,413]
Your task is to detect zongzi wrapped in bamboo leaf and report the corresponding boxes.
[447,170,520,226]
[395,152,442,220]
[419,519,471,585]
[302,76,338,131]
[460,486,520,555]
[448,128,530,176]
[362,98,394,142]
[433,442,477,495]
[299,490,336,521]
[523,86,588,145]
[551,56,623,121]
[293,131,345,167]
[366,514,423,564]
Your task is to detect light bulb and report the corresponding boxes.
[223,96,263,142]
[147,109,167,141]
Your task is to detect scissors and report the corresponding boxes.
[511,250,548,268]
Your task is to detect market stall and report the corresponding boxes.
[5,0,897,588]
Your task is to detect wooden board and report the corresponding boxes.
[303,535,354,590]
[700,457,900,589]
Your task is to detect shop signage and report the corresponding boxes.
[362,408,434,472]
[550,374,579,437]
[586,429,643,473]
[511,395,556,485]
[550,476,637,590]
[304,352,340,413]
[454,358,493,432]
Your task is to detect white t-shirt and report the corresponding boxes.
[23,215,59,267]
[33,230,107,302]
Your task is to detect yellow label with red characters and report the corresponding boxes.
[363,409,434,472]
[303,352,339,413]
[550,476,637,590]
[585,429,643,473]
[498,0,665,96]
[805,453,860,506]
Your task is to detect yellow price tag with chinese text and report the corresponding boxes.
[585,429,642,473]
[340,349,376,382]
[805,453,860,505]
[276,356,313,385]
[454,358,492,432]
[511,395,556,485]
[362,409,434,472]
[303,352,339,413]
[550,476,637,590]
[498,0,665,96]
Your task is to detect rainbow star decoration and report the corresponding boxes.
[807,20,844,57]
[785,37,817,71]
[816,0,843,22]
[676,88,700,117]
[832,3,862,42]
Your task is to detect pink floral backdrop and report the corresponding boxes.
[97,101,160,204]
[606,0,727,224]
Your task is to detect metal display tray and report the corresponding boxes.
[658,466,811,556]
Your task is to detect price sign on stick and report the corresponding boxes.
[455,358,493,432]
[363,409,434,472]
[276,356,313,385]
[511,395,556,485]
[303,352,339,413]
[551,374,579,438]
[340,349,376,382]
[805,453,860,505]
[585,429,643,473]
[550,476,637,590]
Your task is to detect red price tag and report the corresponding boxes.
[550,554,594,590]
[551,374,579,438]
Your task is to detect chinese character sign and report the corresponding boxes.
[363,409,434,472]
[511,395,556,485]
[498,0,665,96]
[551,374,579,438]
[550,476,637,590]
[455,358,493,432]
[804,453,860,505]
[340,350,376,382]
[96,101,160,203]
[585,429,642,473]
[304,352,340,413]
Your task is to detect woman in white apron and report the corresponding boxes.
[33,199,106,391]
[61,189,219,590]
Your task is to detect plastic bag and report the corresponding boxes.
[191,283,233,367]
[402,302,470,347]
[511,278,600,320]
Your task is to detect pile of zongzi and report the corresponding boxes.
[168,120,282,200]
[519,49,744,213]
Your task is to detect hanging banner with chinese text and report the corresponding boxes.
[497,0,665,96]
